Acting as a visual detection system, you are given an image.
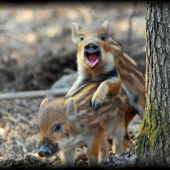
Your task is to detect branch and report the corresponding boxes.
[126,2,137,54]
[0,88,70,100]
[77,8,93,24]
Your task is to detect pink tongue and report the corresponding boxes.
[89,53,97,63]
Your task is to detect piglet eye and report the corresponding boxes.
[53,124,62,133]
[80,35,84,41]
[100,34,106,41]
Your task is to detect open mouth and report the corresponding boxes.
[84,51,100,68]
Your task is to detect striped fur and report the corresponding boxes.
[37,82,129,167]
[66,21,145,120]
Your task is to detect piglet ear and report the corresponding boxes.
[66,97,77,121]
[102,20,109,32]
[39,98,48,113]
[72,22,81,43]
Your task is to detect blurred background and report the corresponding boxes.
[0,1,146,93]
[0,1,146,167]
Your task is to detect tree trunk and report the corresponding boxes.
[136,1,170,167]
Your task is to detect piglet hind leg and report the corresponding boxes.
[112,125,126,156]
[99,138,110,163]
[86,133,104,167]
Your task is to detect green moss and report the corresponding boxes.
[136,102,170,164]
[142,103,169,146]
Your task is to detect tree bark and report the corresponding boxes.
[136,1,170,167]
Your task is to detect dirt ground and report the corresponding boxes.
[0,1,146,168]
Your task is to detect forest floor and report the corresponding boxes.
[0,97,142,168]
[0,1,146,168]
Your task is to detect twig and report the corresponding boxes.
[17,113,33,127]
[126,2,137,54]
[15,139,28,153]
[77,8,93,24]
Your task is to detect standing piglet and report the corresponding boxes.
[36,82,129,167]
[66,21,145,120]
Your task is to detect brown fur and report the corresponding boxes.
[66,21,145,121]
[37,82,129,167]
